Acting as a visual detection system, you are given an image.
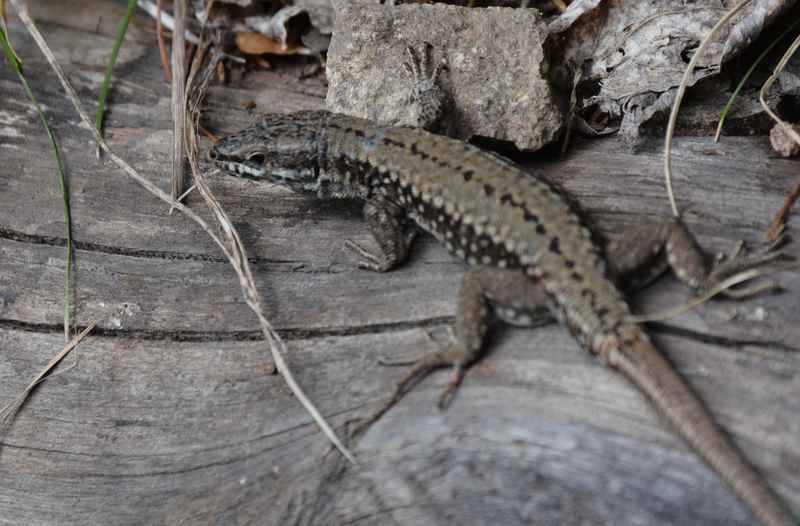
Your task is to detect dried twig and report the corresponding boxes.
[185,40,356,463]
[759,34,800,147]
[625,267,787,323]
[170,0,187,202]
[6,0,355,463]
[766,181,800,242]
[560,66,582,156]
[155,0,172,82]
[136,0,244,63]
[664,0,752,218]
[137,0,198,44]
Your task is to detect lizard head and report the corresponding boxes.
[208,110,327,195]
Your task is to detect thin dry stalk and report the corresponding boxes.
[560,66,582,156]
[664,0,752,218]
[136,0,244,63]
[626,267,784,323]
[759,33,800,241]
[7,0,355,463]
[0,320,98,434]
[155,0,172,82]
[766,180,800,241]
[170,0,187,201]
[182,42,356,463]
[759,33,800,146]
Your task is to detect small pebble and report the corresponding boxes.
[769,123,800,158]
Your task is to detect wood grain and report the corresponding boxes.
[0,1,798,525]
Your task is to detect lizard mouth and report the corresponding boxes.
[208,145,268,178]
[214,158,267,179]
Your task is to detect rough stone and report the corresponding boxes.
[769,122,800,158]
[326,2,564,151]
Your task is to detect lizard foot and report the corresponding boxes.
[344,227,417,272]
[704,236,791,298]
[351,342,469,438]
[403,42,448,131]
[344,239,394,272]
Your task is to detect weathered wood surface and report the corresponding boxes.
[1,2,798,525]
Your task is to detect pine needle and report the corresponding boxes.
[0,320,98,431]
[664,0,752,218]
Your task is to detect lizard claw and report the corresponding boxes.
[402,42,447,131]
[344,238,393,272]
[705,238,791,299]
[437,363,465,409]
[355,342,469,437]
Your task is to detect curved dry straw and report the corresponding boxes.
[7,0,355,464]
[663,0,752,218]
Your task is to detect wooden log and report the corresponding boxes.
[0,1,797,524]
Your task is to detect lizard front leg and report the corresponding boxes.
[355,268,551,433]
[403,42,448,132]
[345,197,417,272]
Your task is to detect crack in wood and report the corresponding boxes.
[651,322,800,354]
[0,317,456,342]
[0,227,318,267]
[3,317,794,354]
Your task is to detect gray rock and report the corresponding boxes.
[778,54,800,97]
[326,2,564,151]
[770,122,800,158]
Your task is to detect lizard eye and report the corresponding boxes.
[247,152,266,164]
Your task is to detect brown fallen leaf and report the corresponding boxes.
[235,31,301,55]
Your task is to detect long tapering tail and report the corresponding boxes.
[611,333,792,526]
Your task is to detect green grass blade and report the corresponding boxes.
[1,23,74,341]
[95,0,138,137]
[715,19,800,142]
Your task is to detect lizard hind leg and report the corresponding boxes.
[661,219,787,298]
[356,268,550,434]
[606,218,787,298]
[703,236,786,298]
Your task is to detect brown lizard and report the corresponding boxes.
[208,44,794,525]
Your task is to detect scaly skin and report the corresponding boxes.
[209,111,792,525]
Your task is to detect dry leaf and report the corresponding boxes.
[558,0,748,146]
[722,0,798,62]
[235,31,297,55]
[548,0,603,34]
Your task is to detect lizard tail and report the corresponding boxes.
[612,333,793,526]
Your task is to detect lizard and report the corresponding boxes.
[208,44,794,526]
